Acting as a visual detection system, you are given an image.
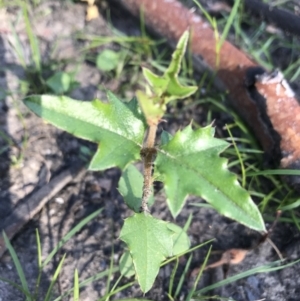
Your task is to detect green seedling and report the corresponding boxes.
[24,31,266,293]
[7,1,79,95]
[96,49,120,72]
[46,71,72,95]
[96,48,131,80]
[193,0,242,68]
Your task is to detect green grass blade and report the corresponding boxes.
[187,246,212,301]
[8,18,26,68]
[247,169,300,176]
[35,228,42,268]
[219,0,242,49]
[168,257,179,300]
[97,281,136,301]
[291,210,300,231]
[21,2,41,71]
[259,188,279,213]
[2,231,31,299]
[52,267,119,301]
[192,0,220,67]
[0,276,33,299]
[183,213,193,231]
[226,125,246,187]
[105,246,115,300]
[174,254,192,298]
[161,239,214,267]
[103,274,125,301]
[79,266,119,287]
[192,0,214,26]
[74,269,80,301]
[279,198,300,211]
[44,254,66,301]
[33,228,42,299]
[43,208,103,266]
[168,215,193,286]
[195,259,300,295]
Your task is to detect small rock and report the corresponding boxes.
[55,197,64,204]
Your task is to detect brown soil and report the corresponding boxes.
[0,1,300,301]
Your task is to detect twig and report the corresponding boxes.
[0,162,86,258]
[140,124,158,212]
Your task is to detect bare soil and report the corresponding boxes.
[0,1,300,301]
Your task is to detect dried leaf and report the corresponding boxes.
[86,5,99,21]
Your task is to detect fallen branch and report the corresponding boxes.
[0,162,86,258]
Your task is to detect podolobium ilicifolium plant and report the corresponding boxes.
[24,31,266,293]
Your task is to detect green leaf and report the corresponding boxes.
[119,251,135,278]
[142,30,197,104]
[45,254,66,301]
[46,72,71,94]
[118,164,154,212]
[24,92,146,170]
[120,213,174,292]
[136,90,165,124]
[2,231,30,295]
[154,125,266,232]
[161,130,173,145]
[119,224,190,279]
[167,223,190,255]
[96,49,120,72]
[142,68,169,97]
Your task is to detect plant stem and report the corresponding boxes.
[140,123,157,212]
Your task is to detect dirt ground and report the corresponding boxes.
[0,1,300,301]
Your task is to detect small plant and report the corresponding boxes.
[24,31,266,293]
[193,0,242,68]
[7,1,78,95]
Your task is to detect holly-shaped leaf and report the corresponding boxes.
[120,213,174,293]
[119,224,189,283]
[142,31,197,104]
[154,125,266,232]
[24,91,146,170]
[138,31,197,124]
